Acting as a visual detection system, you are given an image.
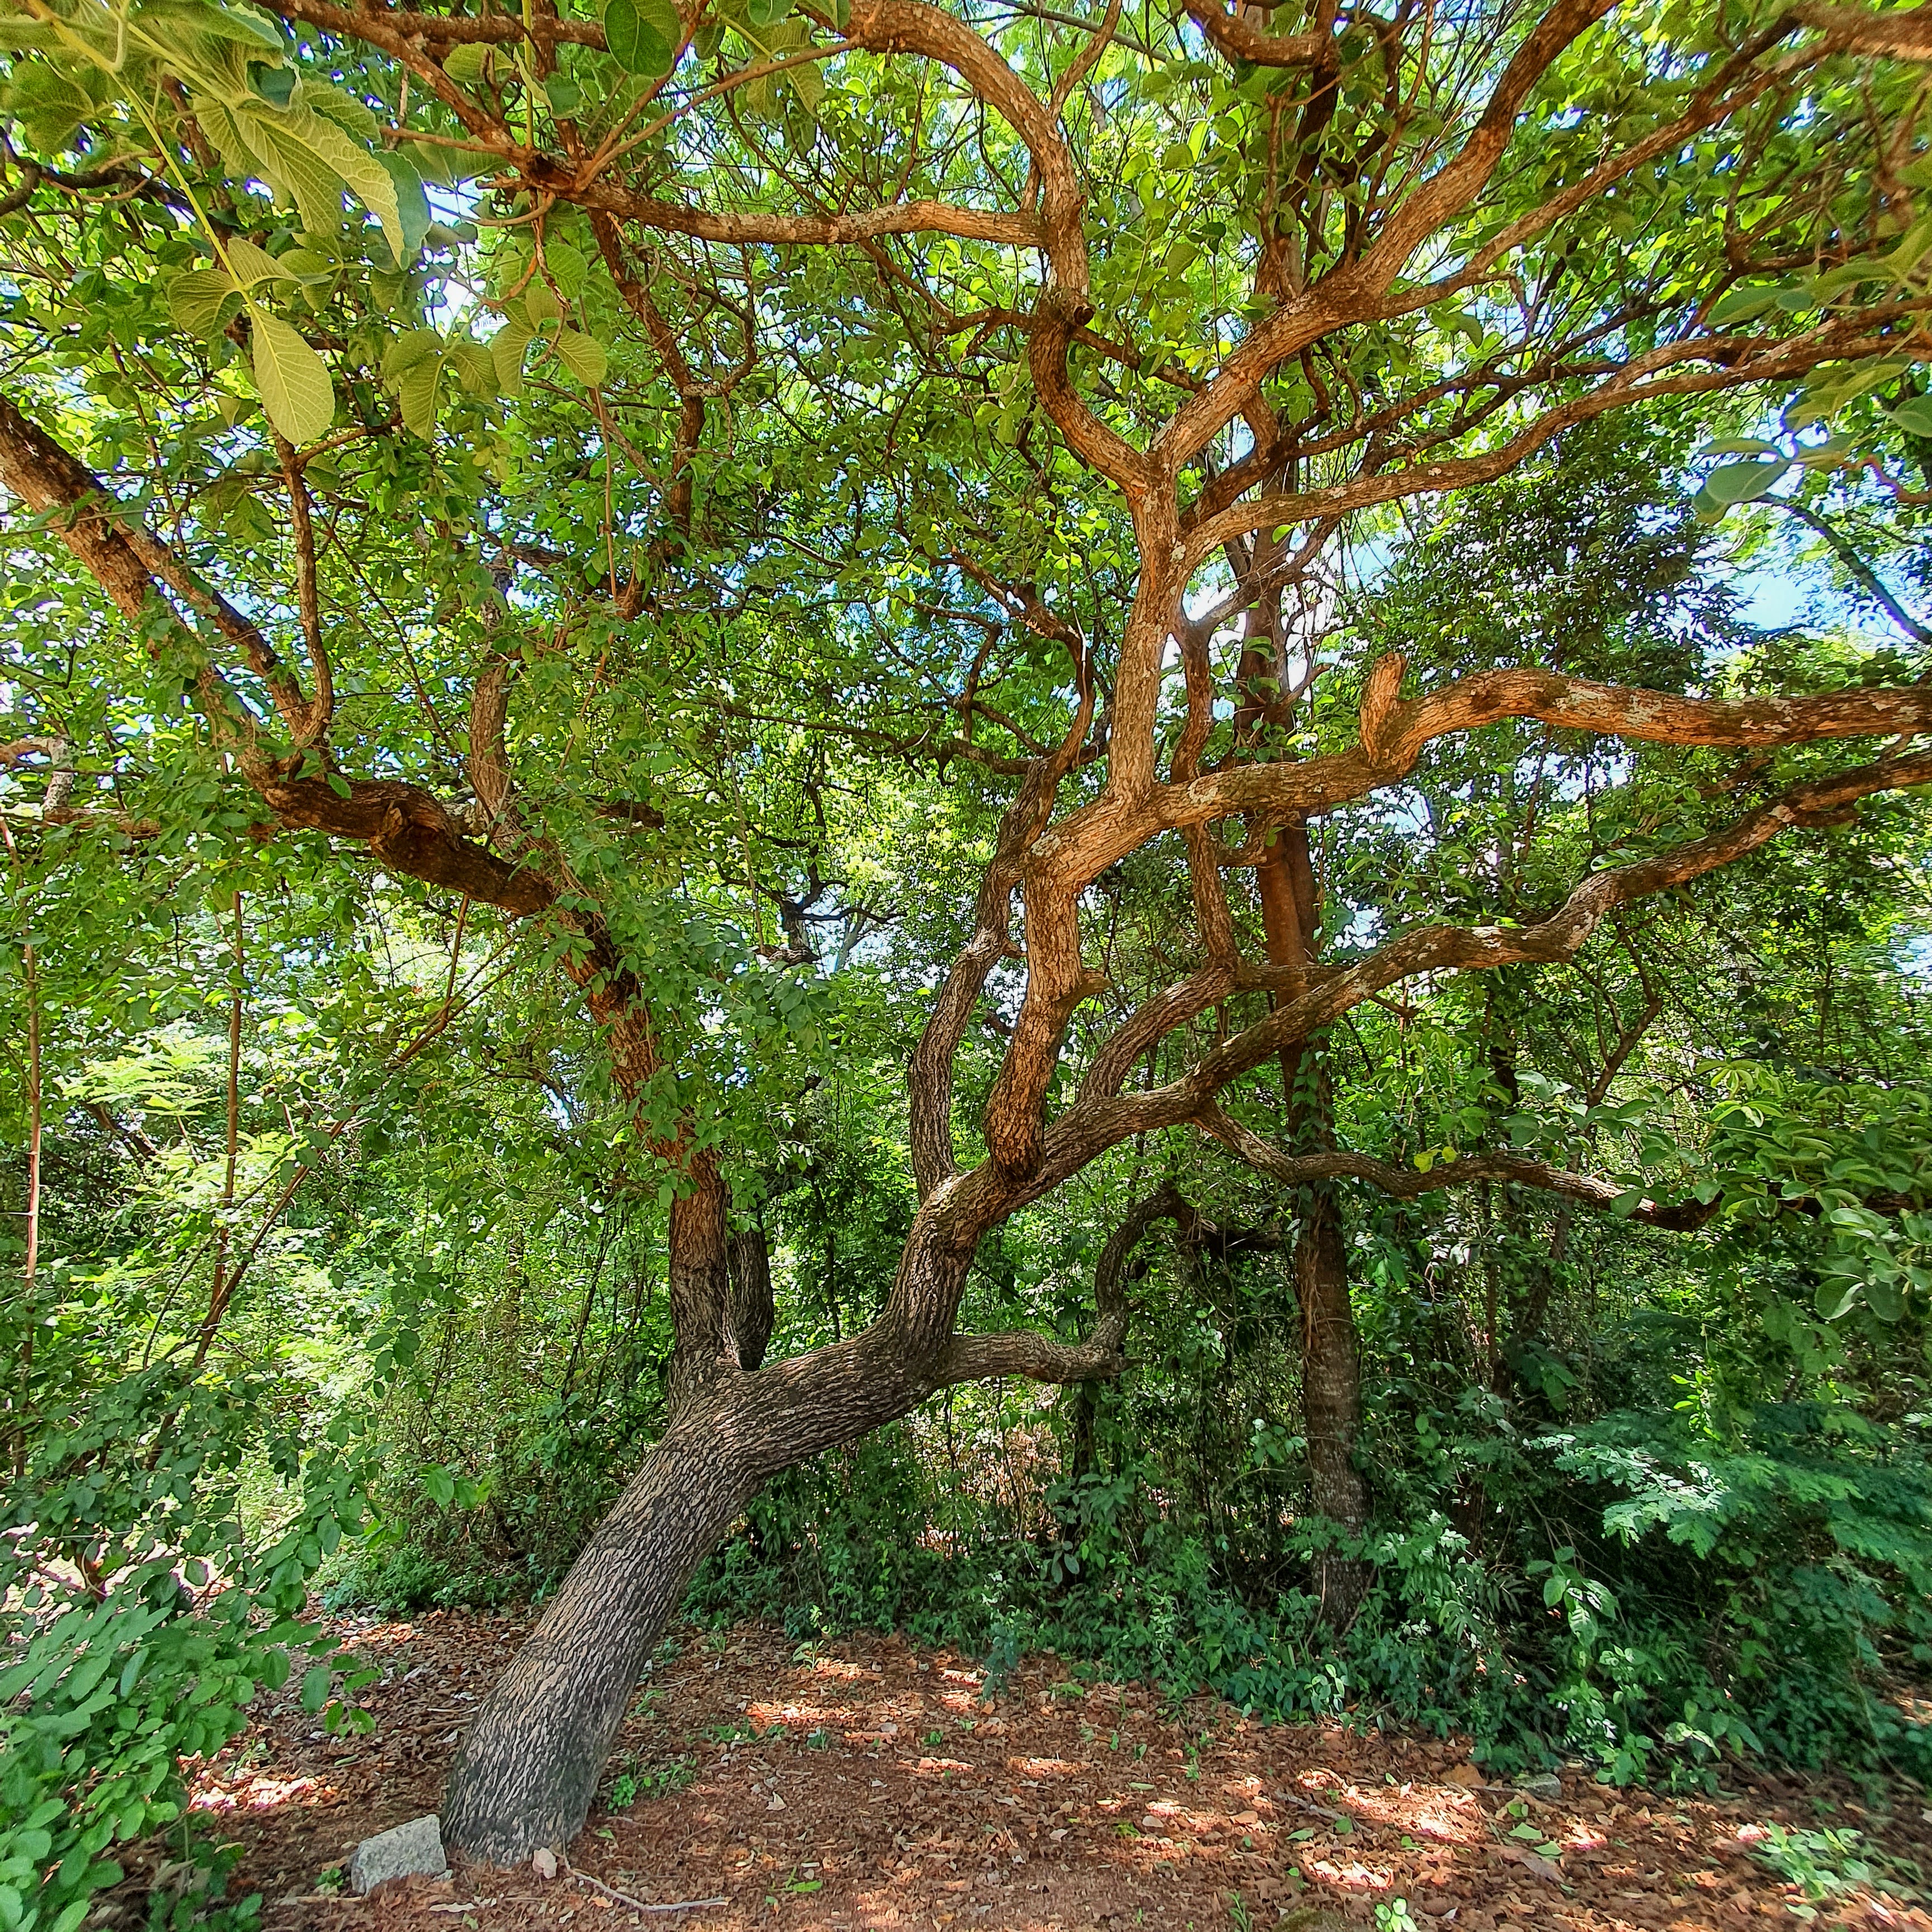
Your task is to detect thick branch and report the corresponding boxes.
[1037,664,1932,891]
[0,393,553,917]
[1031,741,1932,1196]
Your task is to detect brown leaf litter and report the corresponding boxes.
[163,1611,1929,1932]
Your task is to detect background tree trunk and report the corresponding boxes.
[1292,1168,1368,1622]
[1237,584,1371,1626]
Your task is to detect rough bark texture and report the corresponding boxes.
[1292,1173,1368,1622]
[726,1222,776,1372]
[439,1429,755,1862]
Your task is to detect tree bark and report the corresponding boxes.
[726,1219,775,1372]
[1292,1167,1367,1623]
[440,1422,757,1862]
[1234,586,1370,1627]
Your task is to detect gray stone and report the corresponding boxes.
[1518,1772,1564,1803]
[347,1815,449,1894]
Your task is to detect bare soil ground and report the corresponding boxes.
[182,1610,1931,1932]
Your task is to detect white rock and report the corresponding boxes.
[533,1847,558,1880]
[348,1816,449,1894]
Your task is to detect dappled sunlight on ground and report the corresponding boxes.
[130,1613,1932,1932]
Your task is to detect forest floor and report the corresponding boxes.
[178,1609,1931,1932]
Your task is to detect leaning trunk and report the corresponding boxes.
[443,1182,982,1865]
[439,1422,756,1862]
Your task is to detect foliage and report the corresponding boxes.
[0,0,1930,1896]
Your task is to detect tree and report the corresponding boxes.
[1,0,1930,1865]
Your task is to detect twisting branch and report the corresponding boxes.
[0,392,554,916]
[1196,1105,1721,1232]
[939,1178,1197,1386]
[1023,740,1932,1200]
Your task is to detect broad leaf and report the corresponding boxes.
[165,267,239,339]
[1703,458,1788,505]
[604,0,673,75]
[249,310,335,444]
[554,329,608,387]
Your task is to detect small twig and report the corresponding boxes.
[565,1865,724,1915]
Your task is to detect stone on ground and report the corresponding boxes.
[347,1815,449,1893]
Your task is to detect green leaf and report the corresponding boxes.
[447,338,495,395]
[523,280,563,326]
[226,96,406,266]
[375,149,433,268]
[250,310,335,444]
[443,41,490,86]
[546,239,588,297]
[1816,1281,1859,1320]
[393,353,441,439]
[1866,1277,1905,1322]
[1708,285,1784,326]
[1886,396,1932,438]
[299,1663,332,1712]
[1703,458,1788,505]
[789,54,825,112]
[747,0,790,24]
[382,326,443,380]
[491,319,533,394]
[165,267,239,339]
[637,0,683,47]
[222,236,292,286]
[554,328,608,387]
[604,0,674,75]
[192,2,287,51]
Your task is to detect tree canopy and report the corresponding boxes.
[2,0,1932,1912]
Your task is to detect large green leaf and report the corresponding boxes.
[222,236,291,286]
[490,320,533,395]
[165,267,240,340]
[392,354,441,440]
[249,310,335,444]
[554,329,607,388]
[604,0,673,75]
[375,149,432,269]
[1703,458,1788,505]
[226,97,405,266]
[1887,396,1932,438]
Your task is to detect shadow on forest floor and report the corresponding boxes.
[163,1612,1930,1932]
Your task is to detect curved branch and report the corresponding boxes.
[1792,0,1932,58]
[0,392,554,917]
[1183,0,1329,68]
[939,1178,1199,1387]
[1040,660,1932,891]
[1030,740,1932,1197]
[1196,1105,1720,1230]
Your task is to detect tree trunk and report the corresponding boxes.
[443,1186,985,1866]
[1294,1173,1368,1623]
[440,1422,756,1862]
[726,1220,775,1371]
[1229,584,1370,1625]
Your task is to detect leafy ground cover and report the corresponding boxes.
[156,1614,1931,1932]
